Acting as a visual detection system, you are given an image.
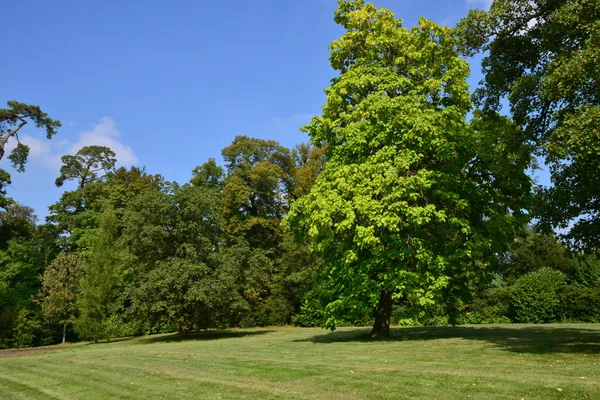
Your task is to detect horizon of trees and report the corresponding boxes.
[1,0,598,347]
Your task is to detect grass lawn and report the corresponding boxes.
[0,324,599,399]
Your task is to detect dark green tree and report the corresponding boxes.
[457,0,600,250]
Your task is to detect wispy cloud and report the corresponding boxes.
[3,117,138,172]
[69,117,138,166]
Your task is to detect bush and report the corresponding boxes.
[12,308,43,348]
[464,286,512,324]
[560,283,600,322]
[510,268,566,323]
[567,254,600,287]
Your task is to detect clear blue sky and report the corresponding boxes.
[2,0,514,220]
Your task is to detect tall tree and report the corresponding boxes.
[221,136,294,250]
[457,0,600,250]
[285,0,532,337]
[0,101,61,167]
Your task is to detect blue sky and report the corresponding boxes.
[2,0,505,220]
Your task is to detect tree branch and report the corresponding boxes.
[0,118,27,160]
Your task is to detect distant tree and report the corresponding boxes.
[55,145,117,189]
[285,1,532,337]
[191,158,225,189]
[291,143,327,200]
[123,184,242,337]
[221,136,294,250]
[0,101,61,168]
[74,211,128,342]
[0,203,37,249]
[457,0,600,250]
[38,253,83,343]
[498,228,570,283]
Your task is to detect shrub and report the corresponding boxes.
[12,308,43,348]
[464,286,512,324]
[560,283,600,322]
[510,268,566,323]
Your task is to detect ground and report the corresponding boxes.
[0,324,599,399]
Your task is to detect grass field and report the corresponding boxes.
[0,324,599,399]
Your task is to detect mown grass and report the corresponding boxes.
[1,324,599,399]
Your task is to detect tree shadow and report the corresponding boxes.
[297,325,600,354]
[138,329,275,344]
[85,329,274,346]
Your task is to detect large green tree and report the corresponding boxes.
[285,0,532,337]
[457,0,600,250]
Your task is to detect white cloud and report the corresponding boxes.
[69,117,138,166]
[465,0,493,9]
[20,136,61,170]
[2,117,138,172]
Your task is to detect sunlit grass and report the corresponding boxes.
[1,324,599,399]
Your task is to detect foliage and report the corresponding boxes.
[464,285,512,324]
[0,101,61,167]
[457,0,600,251]
[510,267,566,323]
[285,0,531,336]
[123,184,244,336]
[565,253,600,287]
[221,135,293,249]
[37,252,84,342]
[12,308,43,348]
[74,211,130,341]
[498,228,570,283]
[55,145,117,189]
[560,283,600,323]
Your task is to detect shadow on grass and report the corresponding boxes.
[297,325,600,354]
[139,329,275,344]
[87,329,274,346]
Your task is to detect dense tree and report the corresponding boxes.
[122,183,243,337]
[221,136,294,249]
[285,0,532,337]
[191,158,225,189]
[74,211,129,341]
[498,228,570,283]
[457,0,600,250]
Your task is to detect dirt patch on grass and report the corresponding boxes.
[0,347,59,358]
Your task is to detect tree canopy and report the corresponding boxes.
[285,0,532,337]
[457,0,600,250]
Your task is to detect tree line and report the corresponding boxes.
[1,0,598,347]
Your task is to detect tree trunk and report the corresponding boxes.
[371,289,392,338]
[179,329,188,339]
[62,322,67,344]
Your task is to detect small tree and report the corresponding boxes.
[38,253,83,343]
